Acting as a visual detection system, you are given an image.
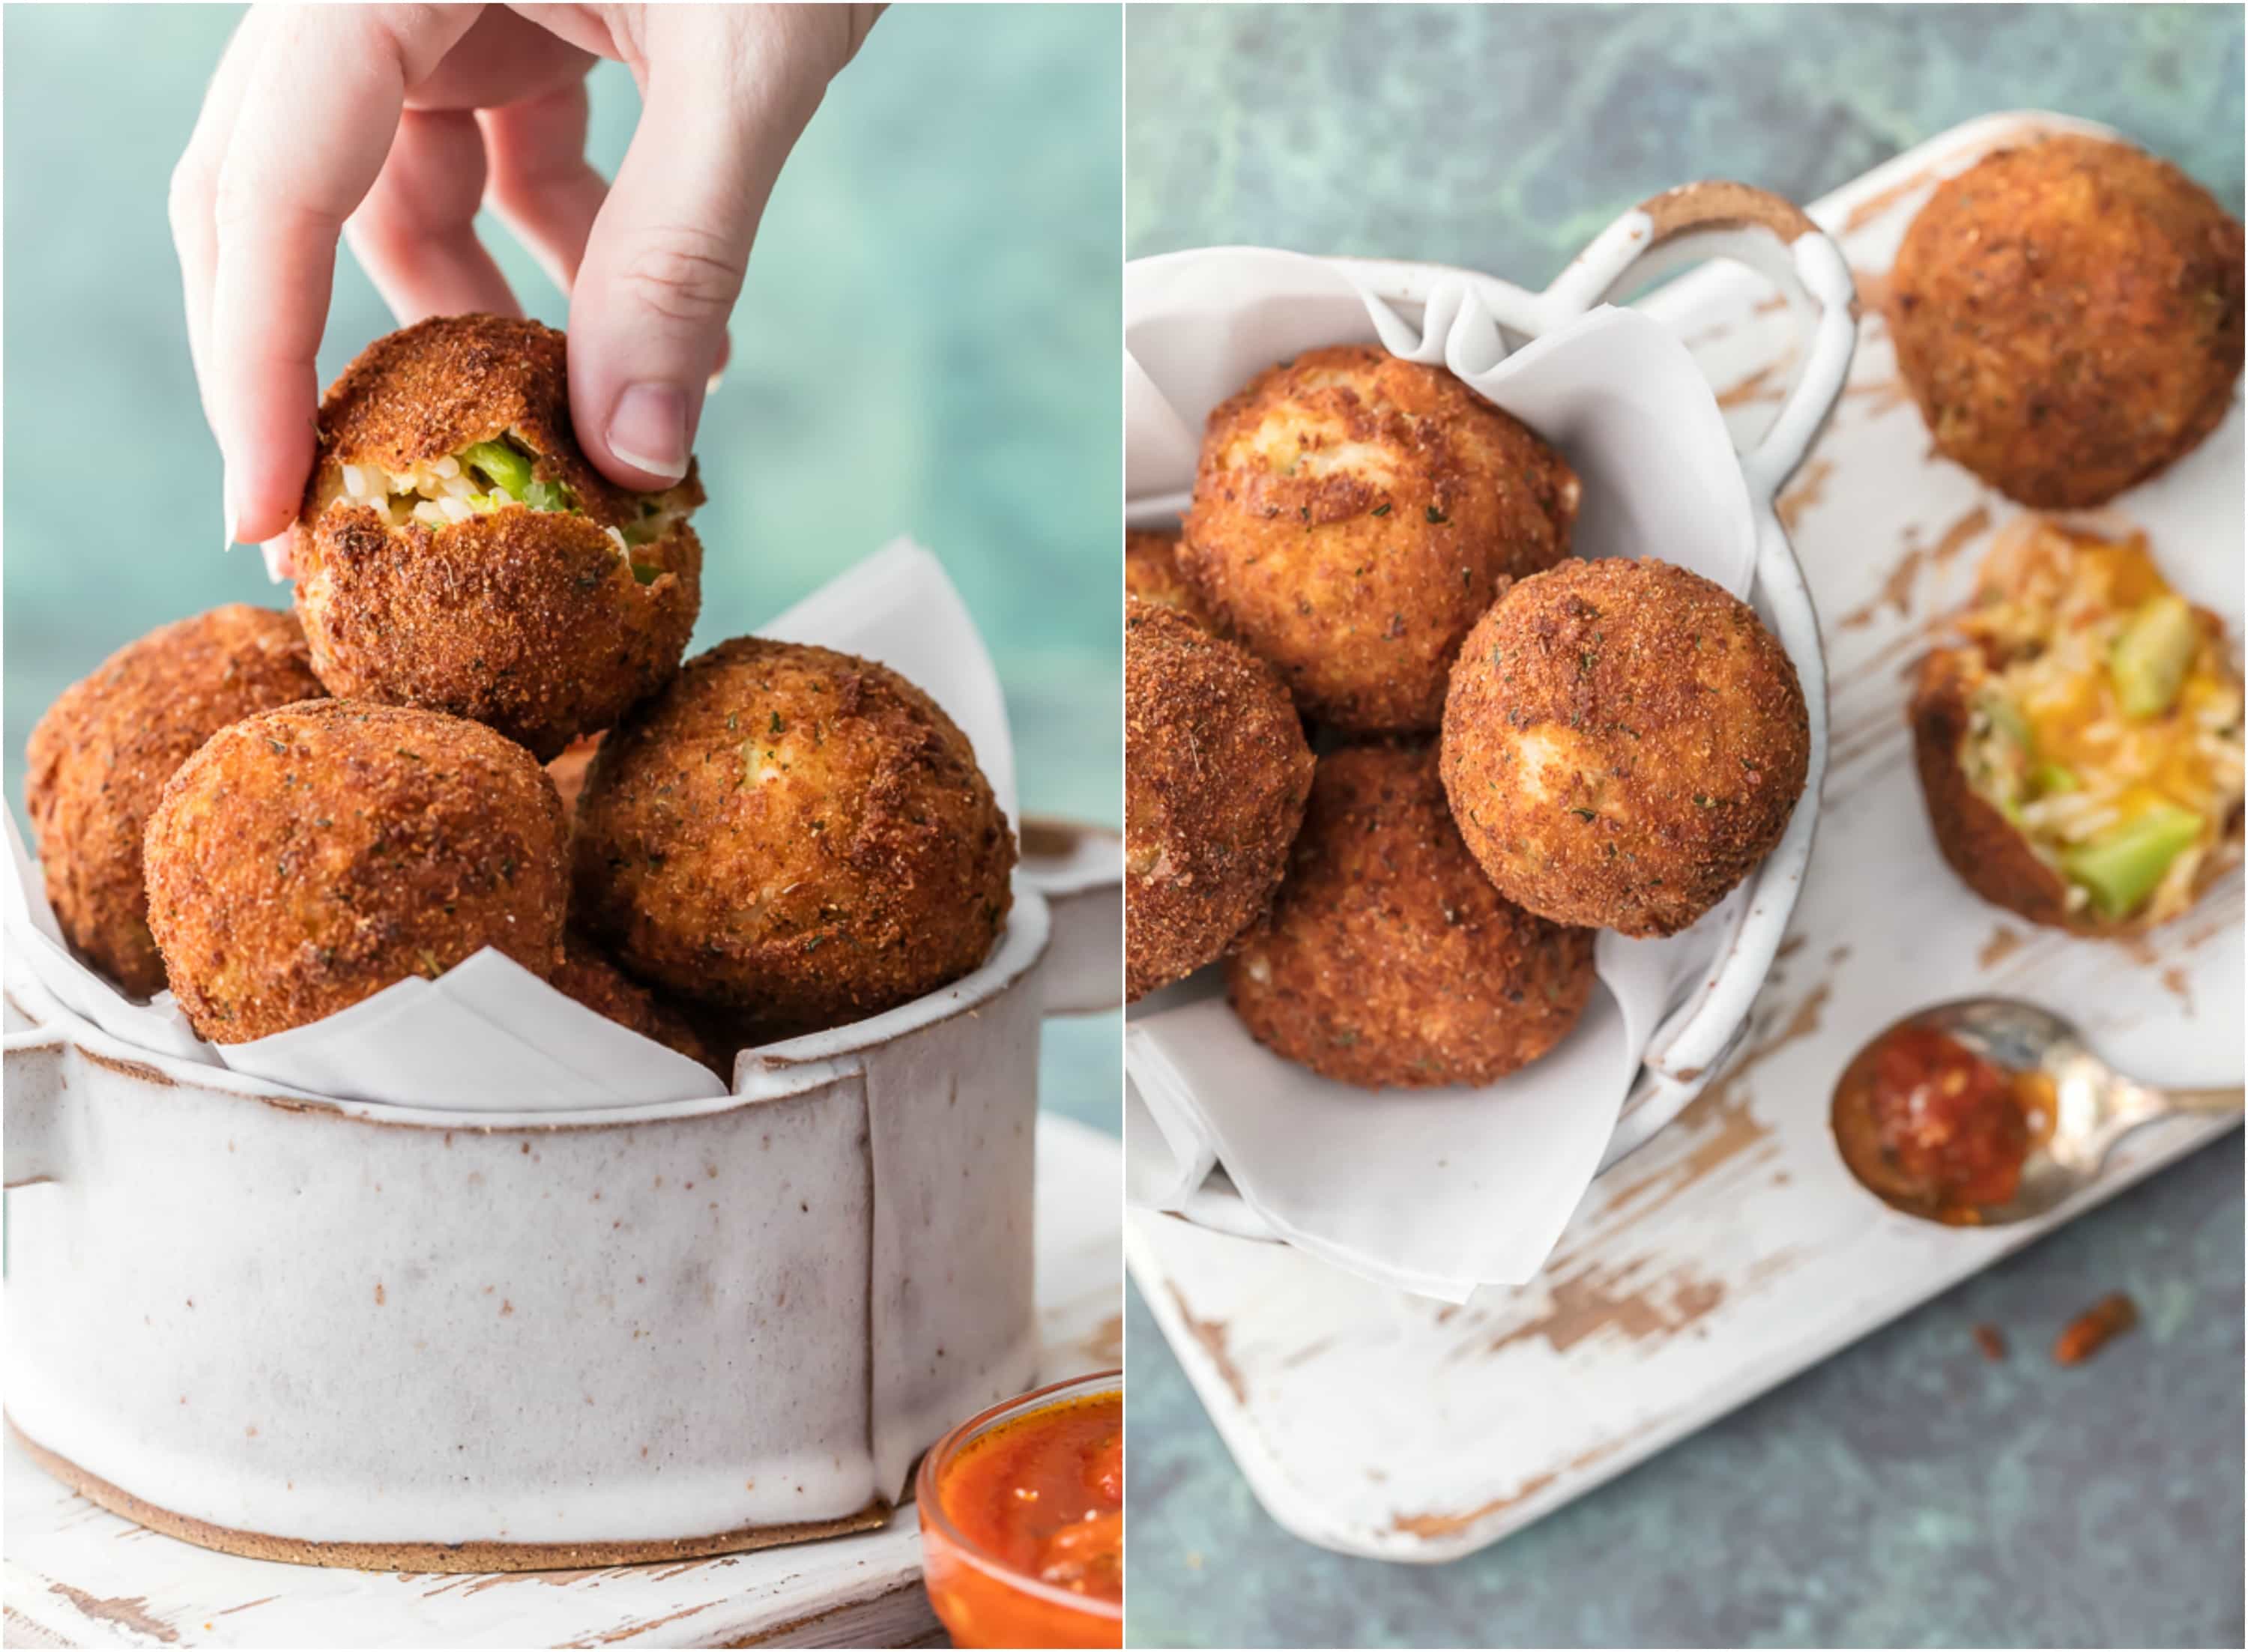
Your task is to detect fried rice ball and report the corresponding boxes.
[553,934,718,1073]
[144,701,568,1042]
[1909,520,2244,934]
[1888,134,2246,509]
[1228,742,1595,1089]
[1180,345,1580,733]
[25,605,327,996]
[1126,598,1314,1000]
[1441,559,1810,938]
[289,314,705,760]
[1125,528,1214,627]
[572,638,1016,1039]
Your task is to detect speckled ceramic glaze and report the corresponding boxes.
[2,841,1119,1571]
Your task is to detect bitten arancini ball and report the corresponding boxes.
[1125,598,1314,1000]
[144,701,569,1042]
[290,314,705,760]
[1228,742,1595,1089]
[553,934,719,1074]
[571,638,1016,1039]
[1888,134,2245,508]
[25,605,327,996]
[1181,345,1580,733]
[1441,560,1810,938]
[1125,528,1214,627]
[1909,521,2244,934]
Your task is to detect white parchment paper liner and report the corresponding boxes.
[4,538,1018,1111]
[1124,249,1771,1299]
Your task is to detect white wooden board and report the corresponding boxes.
[1127,109,2244,1564]
[1,1113,1122,1648]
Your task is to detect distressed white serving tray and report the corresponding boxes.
[2,1114,1120,1648]
[1128,109,2244,1563]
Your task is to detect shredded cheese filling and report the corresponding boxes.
[1957,521,2244,922]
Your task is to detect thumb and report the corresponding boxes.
[567,6,862,488]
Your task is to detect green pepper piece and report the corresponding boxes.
[2061,804,2203,920]
[2109,593,2197,719]
[524,478,575,512]
[629,560,662,585]
[461,441,535,500]
[2031,760,2079,796]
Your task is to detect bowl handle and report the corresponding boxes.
[1544,180,1859,503]
[1018,815,1123,1016]
[4,1029,69,1187]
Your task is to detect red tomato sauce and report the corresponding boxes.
[938,1391,1123,1602]
[1834,1026,2052,1223]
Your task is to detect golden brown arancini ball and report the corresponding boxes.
[571,638,1016,1039]
[144,701,567,1042]
[1126,598,1314,1000]
[25,605,327,996]
[289,314,705,760]
[1228,742,1595,1089]
[1180,345,1579,733]
[1888,134,2245,508]
[1440,559,1810,938]
[553,934,718,1073]
[1125,528,1215,627]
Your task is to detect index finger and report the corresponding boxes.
[209,4,480,545]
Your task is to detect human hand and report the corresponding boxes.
[171,3,880,570]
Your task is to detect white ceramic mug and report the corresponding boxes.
[3,823,1120,1571]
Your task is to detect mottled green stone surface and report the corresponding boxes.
[1125,5,2244,1645]
[2,4,1123,1132]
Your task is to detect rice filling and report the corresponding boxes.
[1957,522,2243,922]
[330,437,692,577]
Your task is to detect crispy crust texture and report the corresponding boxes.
[299,314,706,530]
[25,605,327,997]
[1888,134,2246,509]
[1180,345,1579,733]
[1125,528,1215,628]
[294,503,701,760]
[571,638,1016,1040]
[1440,558,1810,938]
[143,701,568,1042]
[1227,742,1595,1089]
[1908,646,2086,931]
[1125,599,1314,1001]
[553,934,718,1073]
[289,315,704,760]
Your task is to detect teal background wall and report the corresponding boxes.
[1125,4,2244,1646]
[2,4,1123,1131]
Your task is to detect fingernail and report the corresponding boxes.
[222,475,238,551]
[706,368,726,398]
[606,383,690,482]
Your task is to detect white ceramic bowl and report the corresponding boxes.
[1128,181,1855,1238]
[2,829,1120,1571]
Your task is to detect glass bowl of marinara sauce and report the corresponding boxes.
[916,1370,1123,1649]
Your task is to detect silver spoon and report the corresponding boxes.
[1831,997,2242,1226]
